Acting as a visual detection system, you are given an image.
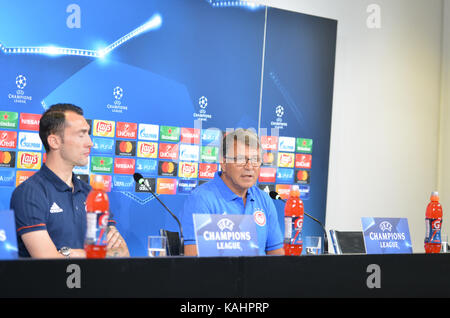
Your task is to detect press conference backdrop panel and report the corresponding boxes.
[0,0,337,256]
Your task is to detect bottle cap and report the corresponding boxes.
[290,184,300,197]
[431,191,439,201]
[92,175,104,190]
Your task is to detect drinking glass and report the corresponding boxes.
[305,236,322,255]
[148,236,167,257]
[441,234,448,253]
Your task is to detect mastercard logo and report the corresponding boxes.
[161,161,175,174]
[119,141,133,153]
[115,140,136,157]
[296,170,310,184]
[297,170,308,181]
[0,151,12,164]
[263,152,275,164]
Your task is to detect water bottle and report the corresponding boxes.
[425,191,442,254]
[85,175,110,258]
[284,185,304,255]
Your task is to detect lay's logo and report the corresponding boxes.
[277,152,294,168]
[21,153,38,165]
[17,151,41,169]
[93,120,115,137]
[178,162,198,178]
[137,141,158,158]
[97,122,112,133]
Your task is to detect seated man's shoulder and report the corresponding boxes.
[11,171,46,199]
[251,186,272,202]
[186,181,218,207]
[191,180,216,195]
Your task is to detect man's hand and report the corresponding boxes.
[106,226,130,257]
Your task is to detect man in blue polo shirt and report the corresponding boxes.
[10,103,129,258]
[181,129,284,256]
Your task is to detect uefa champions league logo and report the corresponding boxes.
[106,86,127,113]
[8,74,32,104]
[193,95,212,122]
[217,218,234,231]
[113,86,123,101]
[270,104,287,129]
[15,75,27,90]
[379,221,393,232]
[275,105,284,119]
[199,96,208,110]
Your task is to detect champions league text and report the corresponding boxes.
[202,231,251,251]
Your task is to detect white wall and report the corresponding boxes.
[253,0,444,252]
[439,0,450,249]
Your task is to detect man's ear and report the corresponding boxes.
[47,134,62,151]
[220,160,227,174]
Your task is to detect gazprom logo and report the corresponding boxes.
[138,123,159,141]
[379,221,392,232]
[217,218,234,231]
[18,132,42,151]
[179,144,199,161]
[278,137,295,152]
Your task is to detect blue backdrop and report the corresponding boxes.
[0,0,337,256]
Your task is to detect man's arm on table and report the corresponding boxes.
[21,230,86,258]
[266,247,285,255]
[184,244,198,256]
[22,226,130,258]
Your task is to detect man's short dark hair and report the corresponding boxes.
[39,103,84,152]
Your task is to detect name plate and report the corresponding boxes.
[193,214,259,257]
[0,210,18,259]
[361,217,413,254]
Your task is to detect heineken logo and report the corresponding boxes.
[0,112,18,129]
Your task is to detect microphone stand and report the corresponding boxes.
[136,177,184,256]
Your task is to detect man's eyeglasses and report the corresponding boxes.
[224,156,262,167]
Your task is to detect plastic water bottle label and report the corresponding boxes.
[425,218,442,244]
[284,217,292,243]
[86,212,109,246]
[288,216,303,245]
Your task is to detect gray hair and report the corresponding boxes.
[221,128,262,162]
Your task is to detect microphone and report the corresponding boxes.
[133,173,184,256]
[269,190,328,254]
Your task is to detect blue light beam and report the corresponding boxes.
[0,13,163,58]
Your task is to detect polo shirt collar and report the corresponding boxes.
[40,164,89,193]
[214,171,255,202]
